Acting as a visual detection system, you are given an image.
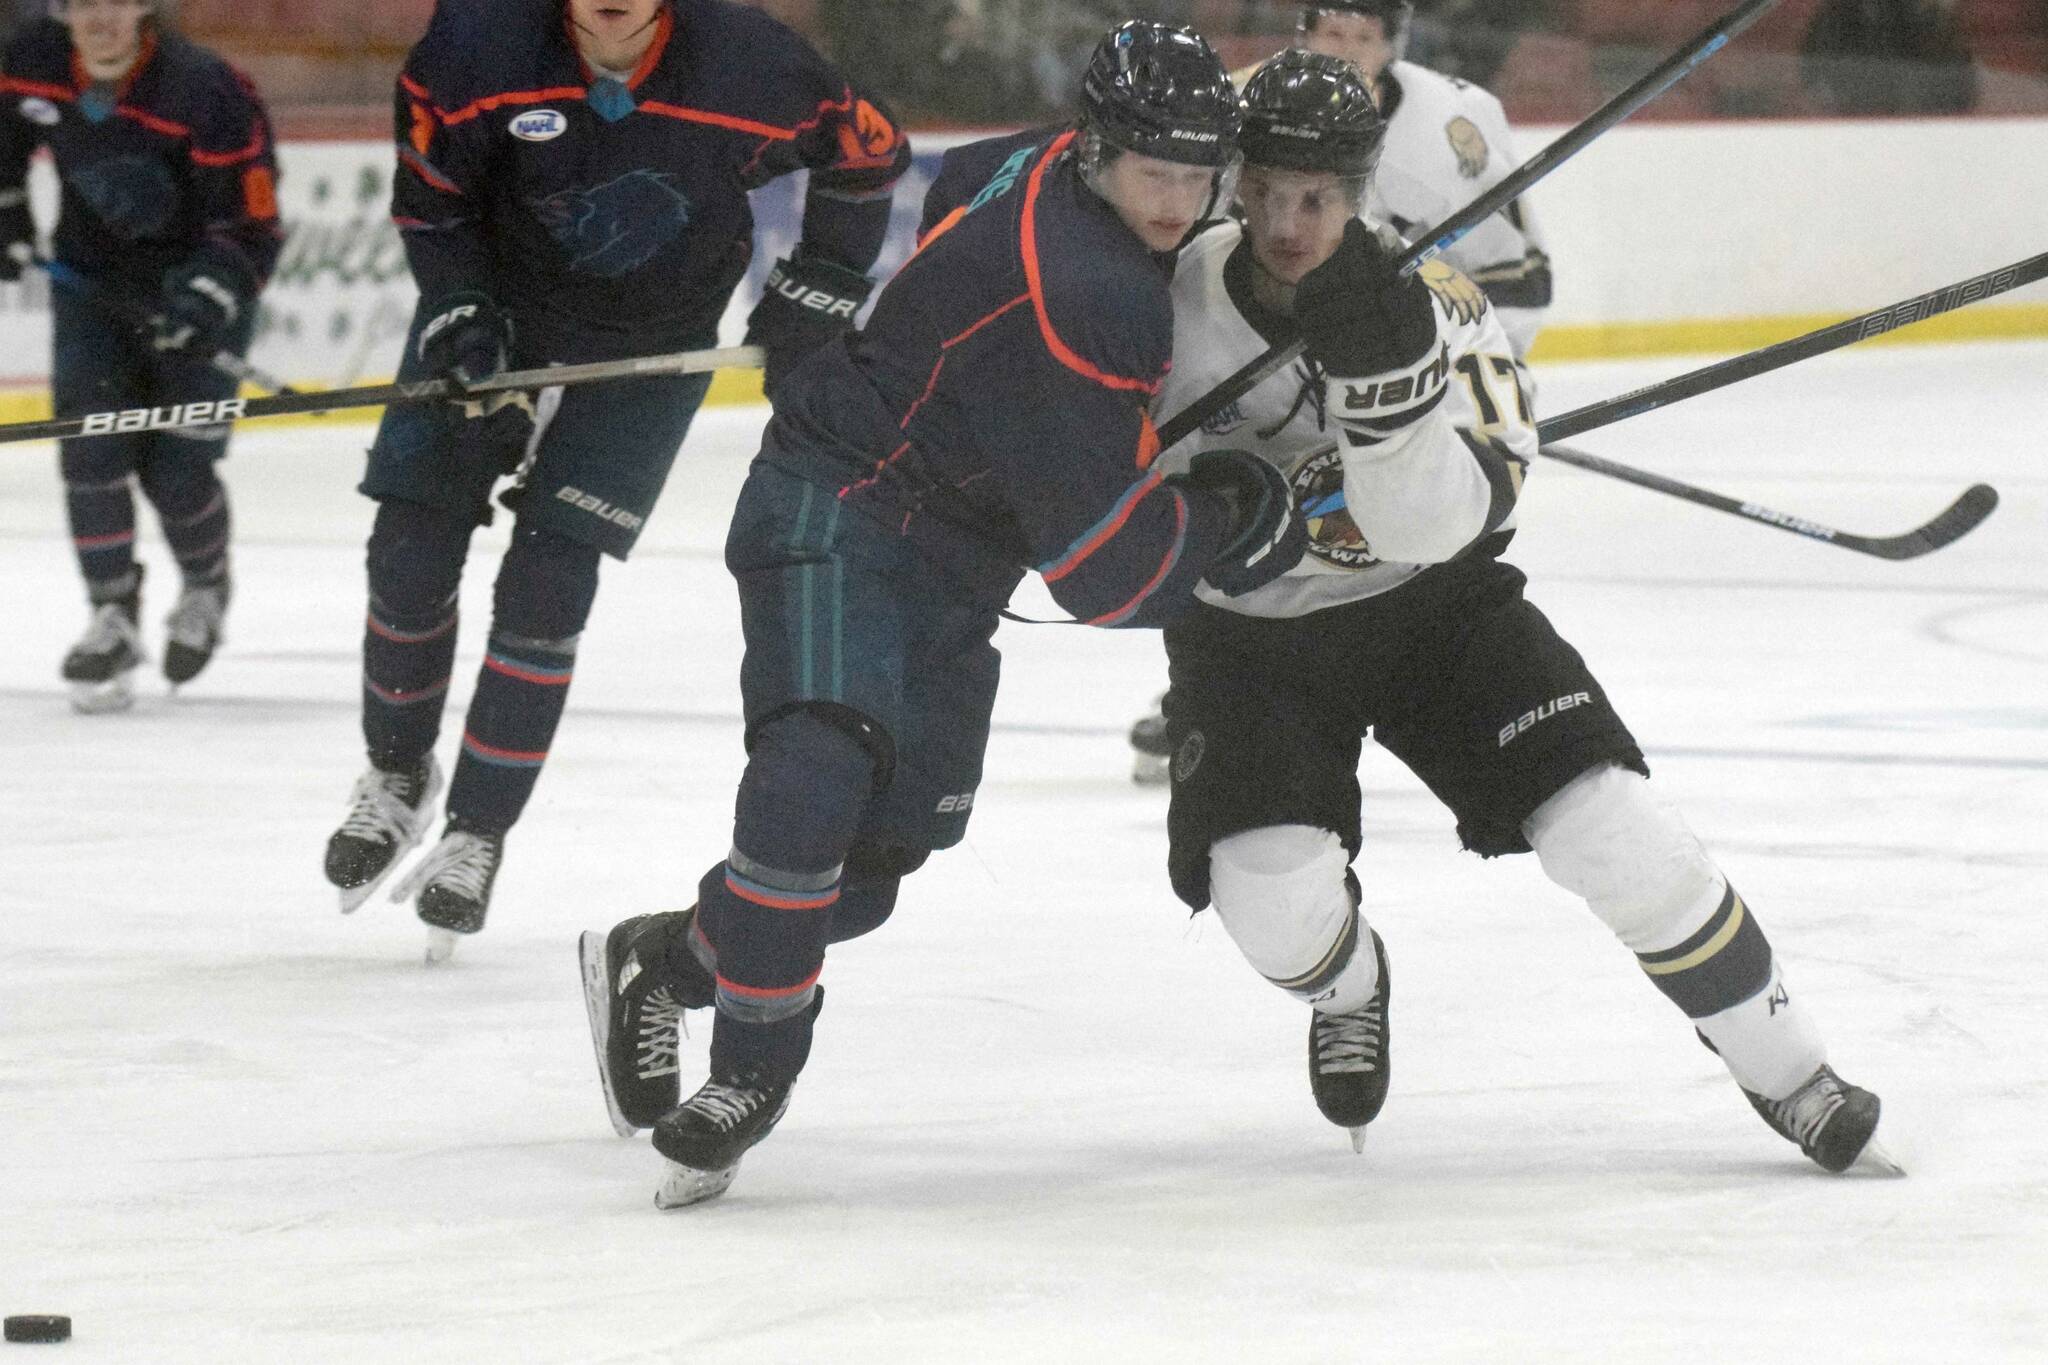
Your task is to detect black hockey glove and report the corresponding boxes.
[1175,448,1307,598]
[417,290,534,425]
[0,192,31,283]
[1293,219,1440,379]
[151,248,258,356]
[743,253,874,399]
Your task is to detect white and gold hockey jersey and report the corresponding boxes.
[1155,221,1538,621]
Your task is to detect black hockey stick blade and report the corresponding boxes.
[1153,0,1785,451]
[1540,251,2048,445]
[1538,441,1999,560]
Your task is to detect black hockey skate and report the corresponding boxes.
[62,571,145,714]
[578,908,719,1136]
[393,826,504,963]
[162,577,230,685]
[1308,928,1391,1152]
[651,1069,797,1210]
[324,757,443,914]
[1744,1064,1900,1175]
[1129,694,1170,785]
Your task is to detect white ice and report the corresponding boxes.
[2,341,2045,1362]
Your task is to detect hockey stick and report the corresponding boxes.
[1538,250,2048,442]
[30,252,300,397]
[0,344,768,447]
[1152,0,1787,451]
[1535,442,1998,560]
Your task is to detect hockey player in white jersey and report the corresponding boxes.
[1134,0,1551,783]
[1290,0,1551,360]
[1153,51,1892,1176]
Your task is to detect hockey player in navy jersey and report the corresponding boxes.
[1152,52,1890,1175]
[320,0,911,958]
[1,0,280,711]
[578,22,1308,1207]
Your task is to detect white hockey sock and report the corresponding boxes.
[1210,825,1378,1013]
[1694,959,1827,1101]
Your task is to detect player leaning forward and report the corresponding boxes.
[1160,51,1892,1175]
[0,0,280,711]
[581,23,1309,1207]
[320,0,909,955]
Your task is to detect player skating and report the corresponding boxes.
[1,0,280,711]
[1133,0,1555,781]
[320,0,910,960]
[581,22,1309,1207]
[1153,51,1893,1175]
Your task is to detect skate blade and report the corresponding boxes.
[423,928,461,965]
[1349,1126,1367,1155]
[579,931,641,1138]
[1849,1137,1907,1178]
[68,677,136,714]
[655,1157,739,1210]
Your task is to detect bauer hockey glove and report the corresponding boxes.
[151,247,258,357]
[416,291,534,425]
[1176,448,1307,598]
[0,191,32,283]
[744,253,874,399]
[1295,221,1439,375]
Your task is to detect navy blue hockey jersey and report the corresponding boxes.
[0,19,281,288]
[761,129,1239,629]
[392,0,909,362]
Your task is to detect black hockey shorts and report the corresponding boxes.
[361,319,714,560]
[726,461,1002,857]
[1161,553,1647,910]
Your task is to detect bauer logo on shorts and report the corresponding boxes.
[1498,692,1593,748]
[18,97,61,127]
[554,486,645,534]
[509,109,568,142]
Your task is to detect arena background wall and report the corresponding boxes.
[2,118,2044,425]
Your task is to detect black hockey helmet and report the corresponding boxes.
[1240,49,1387,182]
[1299,1,1415,60]
[1079,21,1241,169]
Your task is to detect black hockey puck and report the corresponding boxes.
[3,1316,70,1344]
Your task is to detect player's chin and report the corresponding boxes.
[1141,220,1195,251]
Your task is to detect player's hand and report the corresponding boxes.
[151,248,256,356]
[743,253,874,400]
[1174,448,1306,597]
[1294,219,1440,379]
[0,200,32,284]
[416,291,532,421]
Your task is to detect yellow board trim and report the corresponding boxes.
[1641,894,1747,977]
[3,305,2040,430]
[1528,302,2048,364]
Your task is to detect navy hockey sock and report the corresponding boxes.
[362,499,471,772]
[445,526,599,833]
[64,474,137,586]
[699,708,878,1082]
[153,477,231,587]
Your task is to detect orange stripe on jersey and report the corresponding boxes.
[1019,131,1163,397]
[912,205,968,261]
[1134,409,1162,470]
[0,76,71,102]
[192,127,265,168]
[636,100,795,140]
[437,86,587,127]
[119,106,189,139]
[399,72,431,101]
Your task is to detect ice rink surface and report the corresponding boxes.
[2,340,2044,1362]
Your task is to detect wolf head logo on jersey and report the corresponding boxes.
[1290,450,1379,570]
[1446,116,1489,179]
[530,170,692,279]
[70,157,176,238]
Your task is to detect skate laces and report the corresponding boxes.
[687,1080,771,1132]
[396,832,499,902]
[338,768,427,845]
[1765,1067,1847,1148]
[635,986,684,1079]
[74,600,141,656]
[164,583,226,649]
[1313,1000,1384,1074]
